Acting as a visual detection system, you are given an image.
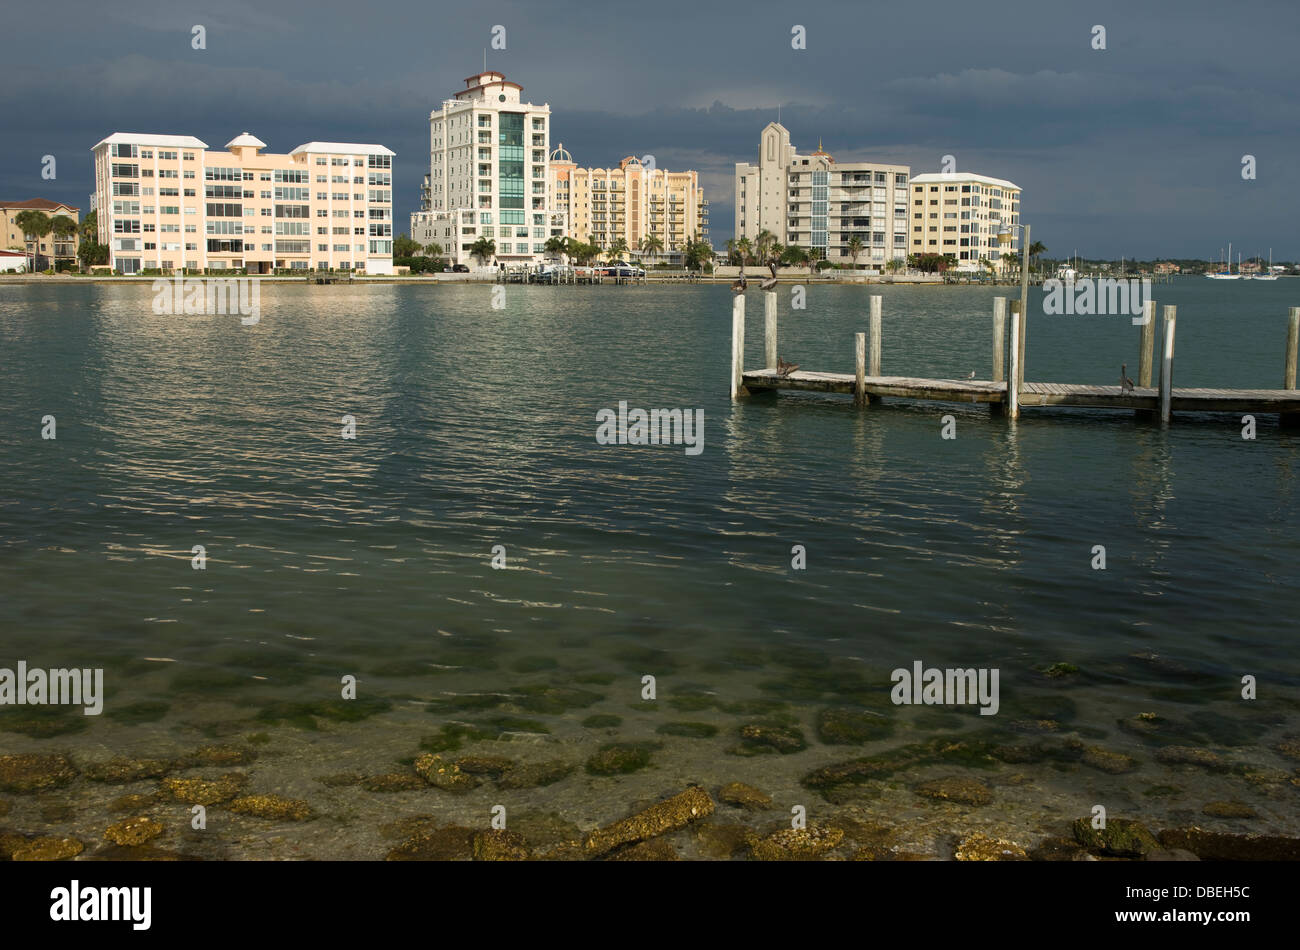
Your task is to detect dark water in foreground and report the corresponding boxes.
[0,278,1297,859]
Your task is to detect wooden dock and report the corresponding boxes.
[732,293,1300,425]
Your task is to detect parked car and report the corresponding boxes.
[445,263,469,273]
[597,260,645,278]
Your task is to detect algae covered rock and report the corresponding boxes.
[414,754,480,793]
[0,753,78,793]
[1157,827,1300,861]
[11,835,84,861]
[608,838,679,861]
[360,772,426,792]
[734,721,807,755]
[454,755,516,777]
[586,742,658,776]
[1072,817,1160,857]
[84,757,176,784]
[1155,746,1229,772]
[1201,801,1258,819]
[386,825,476,861]
[584,785,714,856]
[1081,746,1139,774]
[954,833,1028,861]
[228,795,315,820]
[914,776,992,806]
[161,772,249,805]
[472,829,530,861]
[816,706,894,745]
[747,825,844,861]
[718,782,773,810]
[496,760,574,789]
[105,816,165,846]
[694,822,751,858]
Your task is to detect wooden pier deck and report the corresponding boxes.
[731,293,1300,424]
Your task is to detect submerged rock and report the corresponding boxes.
[183,745,257,767]
[584,786,714,857]
[472,829,530,861]
[455,755,516,777]
[108,792,163,813]
[360,772,425,793]
[496,760,574,789]
[414,754,479,793]
[386,825,476,861]
[1028,836,1088,861]
[105,816,164,847]
[84,757,176,784]
[1156,746,1229,772]
[747,825,844,861]
[816,706,894,745]
[1072,817,1160,857]
[718,782,773,810]
[1081,746,1139,774]
[694,822,751,859]
[734,721,807,755]
[10,836,84,861]
[0,753,78,793]
[1201,801,1259,819]
[586,742,658,776]
[228,795,314,820]
[608,838,679,861]
[955,833,1029,861]
[1157,827,1300,861]
[914,777,992,806]
[160,773,248,805]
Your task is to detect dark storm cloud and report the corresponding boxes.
[2,0,1297,258]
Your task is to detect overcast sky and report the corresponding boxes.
[2,0,1297,259]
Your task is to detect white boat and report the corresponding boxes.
[1206,242,1240,278]
[1254,249,1279,281]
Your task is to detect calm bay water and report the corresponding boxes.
[1,278,1297,858]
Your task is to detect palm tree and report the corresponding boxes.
[755,228,775,264]
[49,216,78,272]
[640,234,663,266]
[423,242,443,259]
[543,236,568,260]
[847,236,864,269]
[724,238,737,266]
[15,210,51,272]
[607,237,629,262]
[469,237,496,266]
[736,237,753,267]
[1028,240,1047,275]
[884,258,903,274]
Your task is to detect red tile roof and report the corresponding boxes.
[0,198,80,212]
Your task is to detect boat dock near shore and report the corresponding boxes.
[732,293,1300,425]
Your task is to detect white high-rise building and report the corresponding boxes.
[411,72,564,267]
[734,122,910,268]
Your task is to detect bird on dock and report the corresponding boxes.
[760,259,778,291]
[731,264,747,294]
[777,357,799,378]
[1120,363,1135,393]
[966,370,976,379]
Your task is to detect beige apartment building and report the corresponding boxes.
[547,147,708,261]
[91,132,395,274]
[908,172,1021,271]
[734,122,910,267]
[411,71,563,267]
[1,198,80,270]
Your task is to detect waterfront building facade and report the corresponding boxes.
[547,148,708,262]
[411,72,562,267]
[1,198,80,270]
[907,172,1021,272]
[734,122,910,268]
[91,132,395,274]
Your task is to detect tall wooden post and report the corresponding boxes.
[1014,298,1027,389]
[731,295,746,399]
[1138,299,1157,387]
[992,296,1006,383]
[855,332,866,406]
[1159,305,1176,425]
[869,295,882,376]
[1285,306,1299,389]
[764,291,778,369]
[1007,301,1022,420]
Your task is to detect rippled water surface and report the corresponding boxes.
[1,278,1297,859]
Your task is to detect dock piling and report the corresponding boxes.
[992,297,1006,383]
[869,295,882,377]
[1015,298,1027,389]
[855,332,867,406]
[1285,306,1299,389]
[731,295,747,400]
[1159,305,1176,424]
[764,291,778,369]
[1007,302,1022,420]
[1138,299,1156,387]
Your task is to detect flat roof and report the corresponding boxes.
[93,132,208,150]
[910,172,1020,190]
[289,142,395,156]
